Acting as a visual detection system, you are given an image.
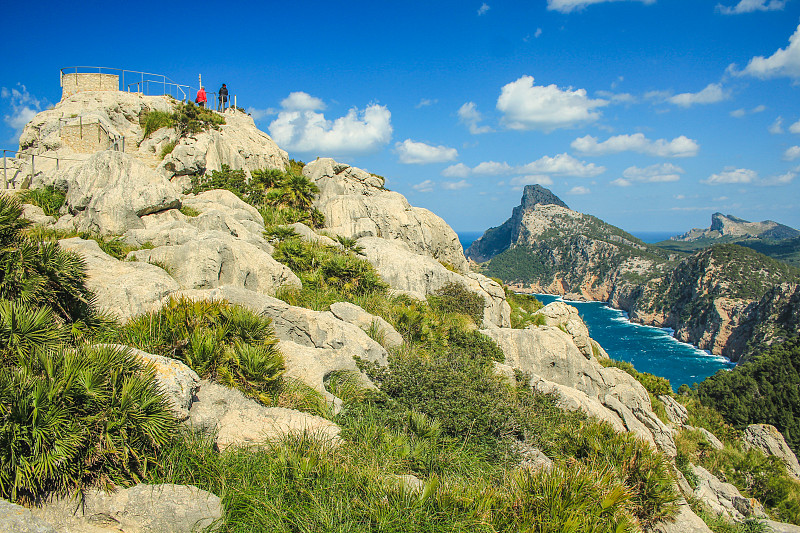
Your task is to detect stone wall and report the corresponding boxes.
[60,122,114,153]
[61,72,119,99]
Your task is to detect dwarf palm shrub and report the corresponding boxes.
[19,186,66,217]
[0,342,175,503]
[428,282,485,326]
[117,297,284,403]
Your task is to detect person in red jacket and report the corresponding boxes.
[195,86,207,108]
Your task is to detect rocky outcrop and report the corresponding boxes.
[659,395,689,426]
[358,237,510,328]
[650,501,713,533]
[691,464,766,521]
[672,213,800,242]
[59,237,179,322]
[304,158,468,273]
[482,320,676,456]
[41,151,181,235]
[188,380,340,451]
[742,424,800,479]
[0,498,57,533]
[21,204,55,227]
[30,484,222,533]
[328,301,404,348]
[538,301,597,358]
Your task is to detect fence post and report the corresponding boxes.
[3,152,6,190]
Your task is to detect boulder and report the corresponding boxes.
[128,236,299,295]
[103,345,199,421]
[742,424,800,479]
[49,151,181,235]
[762,520,800,532]
[31,484,222,533]
[691,464,765,520]
[359,237,510,328]
[21,204,56,226]
[180,189,264,226]
[512,442,554,472]
[164,286,389,386]
[658,395,689,426]
[650,501,713,533]
[684,426,725,451]
[538,301,595,358]
[58,237,179,322]
[328,301,404,348]
[187,380,340,451]
[531,375,626,433]
[0,499,57,533]
[304,158,468,272]
[288,222,340,248]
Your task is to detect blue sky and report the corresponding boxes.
[2,0,799,233]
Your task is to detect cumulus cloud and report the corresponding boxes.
[535,28,543,38]
[596,90,637,105]
[571,133,700,157]
[761,171,796,185]
[412,180,435,193]
[269,94,392,155]
[770,117,784,134]
[702,167,758,185]
[458,102,492,134]
[620,163,685,184]
[730,104,766,117]
[395,139,458,164]
[610,178,633,187]
[717,0,786,14]
[246,107,278,120]
[478,3,490,15]
[416,98,437,108]
[784,146,800,160]
[510,175,554,187]
[667,83,730,107]
[442,180,472,190]
[442,153,604,180]
[546,0,654,13]
[1,84,43,142]
[791,119,800,133]
[730,23,800,79]
[280,91,326,111]
[496,75,608,132]
[567,185,591,195]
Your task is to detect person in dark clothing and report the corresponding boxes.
[218,84,229,111]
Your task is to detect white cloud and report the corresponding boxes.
[790,119,800,133]
[622,163,685,183]
[571,133,700,157]
[770,117,784,134]
[610,178,632,187]
[730,23,800,79]
[753,105,767,113]
[416,98,437,108]
[477,3,490,15]
[667,83,730,107]
[567,185,591,195]
[395,139,458,164]
[269,98,392,155]
[520,153,605,177]
[280,91,325,111]
[546,0,654,13]
[717,0,786,14]
[441,163,471,178]
[784,146,800,160]
[702,167,758,185]
[458,102,492,134]
[443,153,604,180]
[496,75,608,132]
[1,84,43,142]
[510,175,554,187]
[596,90,637,104]
[535,28,543,38]
[730,108,747,118]
[246,107,278,120]
[730,104,766,118]
[761,171,796,185]
[412,180,435,193]
[442,180,472,190]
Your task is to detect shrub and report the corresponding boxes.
[159,140,177,159]
[428,282,485,325]
[115,297,284,403]
[19,186,66,217]
[600,358,673,396]
[140,110,174,140]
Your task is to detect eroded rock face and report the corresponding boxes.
[691,464,766,521]
[304,158,468,273]
[742,424,800,479]
[0,499,56,533]
[538,301,595,358]
[329,302,404,348]
[659,395,689,426]
[31,484,222,533]
[46,151,181,235]
[358,237,511,328]
[650,501,713,533]
[58,237,179,322]
[188,380,340,451]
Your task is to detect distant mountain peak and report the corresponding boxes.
[520,184,569,211]
[674,213,799,242]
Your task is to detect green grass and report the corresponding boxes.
[18,186,66,217]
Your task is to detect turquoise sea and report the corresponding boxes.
[534,294,735,391]
[456,231,733,389]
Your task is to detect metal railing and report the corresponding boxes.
[60,66,189,100]
[2,149,85,190]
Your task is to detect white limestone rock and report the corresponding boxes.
[659,394,689,426]
[58,237,179,322]
[288,222,340,248]
[304,158,468,272]
[181,189,264,226]
[50,151,181,235]
[21,203,55,226]
[0,499,57,533]
[742,424,800,480]
[691,464,766,520]
[187,380,340,451]
[359,237,510,328]
[539,301,595,358]
[328,301,404,348]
